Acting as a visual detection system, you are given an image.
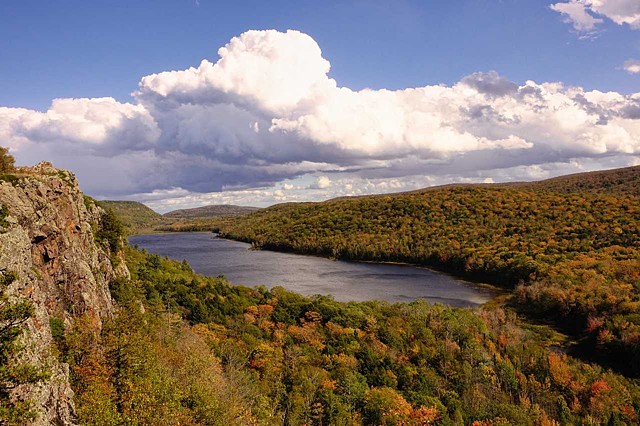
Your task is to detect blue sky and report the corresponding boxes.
[0,0,639,210]
[1,0,637,111]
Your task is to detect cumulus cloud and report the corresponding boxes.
[1,29,640,207]
[310,176,332,189]
[0,98,159,152]
[551,0,640,32]
[624,59,640,74]
[137,30,333,115]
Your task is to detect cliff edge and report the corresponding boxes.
[0,162,126,425]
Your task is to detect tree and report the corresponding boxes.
[362,387,413,426]
[0,147,14,173]
[0,271,48,424]
[96,209,124,253]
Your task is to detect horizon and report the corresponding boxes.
[100,161,636,214]
[1,0,639,211]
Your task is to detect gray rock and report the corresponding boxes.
[0,162,128,425]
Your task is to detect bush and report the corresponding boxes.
[49,317,65,346]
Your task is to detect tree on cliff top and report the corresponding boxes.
[0,147,14,173]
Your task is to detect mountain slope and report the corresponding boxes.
[518,165,640,196]
[163,204,260,219]
[218,165,640,376]
[97,202,260,235]
[99,200,169,234]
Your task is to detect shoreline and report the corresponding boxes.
[131,231,508,305]
[212,233,508,295]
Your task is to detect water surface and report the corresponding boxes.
[129,233,497,307]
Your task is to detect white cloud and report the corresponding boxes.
[129,154,640,213]
[0,98,159,148]
[310,176,332,189]
[1,29,640,205]
[136,30,334,116]
[551,0,640,32]
[550,1,603,31]
[589,0,640,28]
[624,59,640,74]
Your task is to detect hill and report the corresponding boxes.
[98,200,170,234]
[401,165,640,197]
[217,165,640,376]
[518,165,640,196]
[163,204,260,219]
[96,201,258,235]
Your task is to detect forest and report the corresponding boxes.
[215,166,640,378]
[5,160,639,424]
[63,243,640,425]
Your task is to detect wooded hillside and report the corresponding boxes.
[217,166,640,377]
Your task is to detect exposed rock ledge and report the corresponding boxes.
[0,162,127,425]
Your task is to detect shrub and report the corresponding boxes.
[0,205,9,230]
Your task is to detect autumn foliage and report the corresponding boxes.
[63,246,640,425]
[216,169,640,376]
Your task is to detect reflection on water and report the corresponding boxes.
[129,232,497,307]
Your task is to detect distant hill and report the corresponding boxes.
[402,165,640,197]
[517,165,640,196]
[98,200,169,234]
[163,204,260,219]
[97,201,259,234]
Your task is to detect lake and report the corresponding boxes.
[129,232,498,307]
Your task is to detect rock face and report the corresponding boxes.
[0,162,126,425]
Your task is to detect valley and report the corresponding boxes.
[1,160,639,425]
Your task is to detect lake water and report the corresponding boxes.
[129,233,497,307]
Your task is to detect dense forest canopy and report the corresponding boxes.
[38,164,640,425]
[216,166,640,377]
[515,166,640,197]
[66,244,640,425]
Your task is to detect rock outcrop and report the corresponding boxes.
[0,162,126,425]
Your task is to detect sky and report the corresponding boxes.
[1,0,639,212]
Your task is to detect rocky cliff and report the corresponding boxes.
[0,162,126,425]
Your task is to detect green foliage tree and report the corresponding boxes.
[0,147,14,174]
[96,208,124,254]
